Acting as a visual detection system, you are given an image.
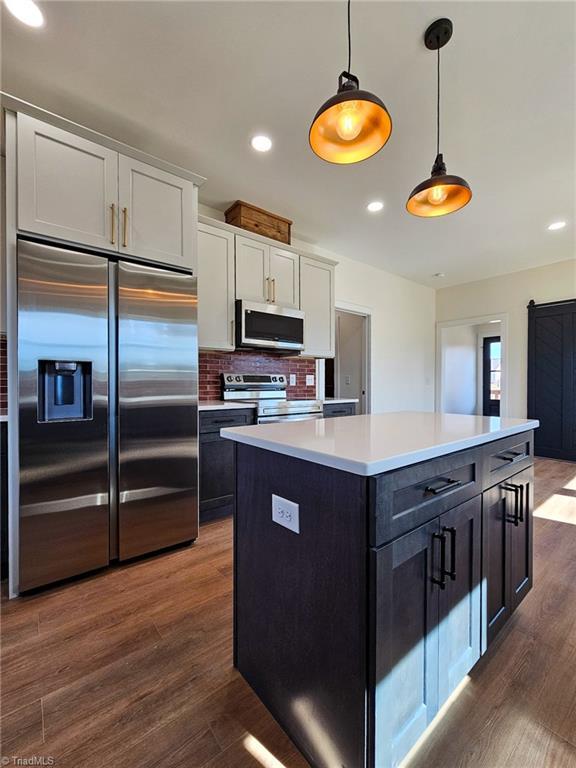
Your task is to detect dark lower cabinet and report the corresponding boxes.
[199,408,255,522]
[482,466,533,649]
[323,401,357,418]
[372,519,440,768]
[372,496,481,767]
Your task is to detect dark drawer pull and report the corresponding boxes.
[497,450,525,464]
[424,477,462,497]
[442,526,457,581]
[432,532,447,590]
[328,409,348,415]
[211,418,238,425]
[502,482,524,525]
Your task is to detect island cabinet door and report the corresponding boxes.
[507,466,534,613]
[482,482,512,649]
[371,518,441,768]
[437,496,482,706]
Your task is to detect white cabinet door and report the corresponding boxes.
[118,155,195,268]
[269,247,300,308]
[198,223,235,350]
[300,256,335,358]
[235,235,269,303]
[17,114,119,250]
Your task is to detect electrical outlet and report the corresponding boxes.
[272,494,300,534]
[289,374,296,386]
[306,374,315,386]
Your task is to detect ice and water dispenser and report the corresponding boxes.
[37,361,93,422]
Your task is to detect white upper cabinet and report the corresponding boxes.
[198,223,235,350]
[235,235,269,303]
[17,114,119,250]
[235,235,300,308]
[118,156,195,269]
[300,256,335,358]
[269,247,300,308]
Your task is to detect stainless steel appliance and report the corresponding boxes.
[221,372,322,423]
[235,300,305,353]
[17,239,198,591]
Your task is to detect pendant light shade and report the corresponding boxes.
[309,0,392,164]
[309,72,392,164]
[407,19,472,217]
[406,153,472,217]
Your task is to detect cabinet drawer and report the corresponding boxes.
[369,448,482,547]
[199,408,255,433]
[482,431,533,490]
[323,402,356,418]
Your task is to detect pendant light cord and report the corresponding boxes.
[436,44,441,156]
[347,0,352,73]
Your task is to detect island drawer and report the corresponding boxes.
[482,431,533,490]
[323,402,357,418]
[199,408,255,433]
[368,447,482,547]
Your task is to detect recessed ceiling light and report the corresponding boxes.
[433,272,445,278]
[367,201,384,213]
[489,319,500,324]
[4,0,44,27]
[547,221,566,231]
[250,135,272,152]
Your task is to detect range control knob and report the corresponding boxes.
[226,375,233,382]
[272,376,277,382]
[235,376,241,382]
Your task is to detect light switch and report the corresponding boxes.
[272,494,300,534]
[289,374,296,386]
[306,374,315,386]
[345,375,351,385]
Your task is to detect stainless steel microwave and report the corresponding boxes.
[235,300,305,352]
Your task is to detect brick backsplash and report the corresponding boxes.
[199,350,316,401]
[0,334,6,416]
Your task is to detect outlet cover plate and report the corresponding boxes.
[306,374,315,386]
[289,374,296,386]
[272,494,300,534]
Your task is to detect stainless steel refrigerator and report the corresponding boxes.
[17,239,198,592]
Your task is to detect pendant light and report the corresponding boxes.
[406,19,472,217]
[309,0,392,164]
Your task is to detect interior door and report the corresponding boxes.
[268,247,299,308]
[528,299,576,460]
[18,240,109,591]
[438,497,481,704]
[17,114,119,250]
[372,519,440,768]
[118,261,198,560]
[235,235,269,302]
[118,155,194,268]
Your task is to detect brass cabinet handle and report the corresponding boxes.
[272,278,276,303]
[122,207,128,248]
[265,276,270,302]
[110,203,116,245]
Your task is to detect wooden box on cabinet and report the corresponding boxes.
[225,200,292,244]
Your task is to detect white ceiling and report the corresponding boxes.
[1,1,575,287]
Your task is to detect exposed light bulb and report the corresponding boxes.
[427,185,448,206]
[4,0,44,27]
[335,102,362,141]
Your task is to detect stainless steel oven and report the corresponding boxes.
[235,300,305,352]
[221,372,322,423]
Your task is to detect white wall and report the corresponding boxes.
[440,325,478,415]
[199,204,436,414]
[437,260,576,418]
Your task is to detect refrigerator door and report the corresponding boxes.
[18,240,109,591]
[118,260,198,559]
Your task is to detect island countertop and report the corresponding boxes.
[221,411,539,476]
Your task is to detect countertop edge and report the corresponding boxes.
[221,420,539,476]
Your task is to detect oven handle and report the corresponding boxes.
[257,413,323,424]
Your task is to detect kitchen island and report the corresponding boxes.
[222,412,538,768]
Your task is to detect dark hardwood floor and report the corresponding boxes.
[1,458,576,767]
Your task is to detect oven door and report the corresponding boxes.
[257,413,323,424]
[237,300,305,352]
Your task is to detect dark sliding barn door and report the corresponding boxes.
[528,299,576,461]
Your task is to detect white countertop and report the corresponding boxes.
[221,411,539,476]
[199,400,256,411]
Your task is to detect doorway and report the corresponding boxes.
[482,336,502,416]
[325,309,370,414]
